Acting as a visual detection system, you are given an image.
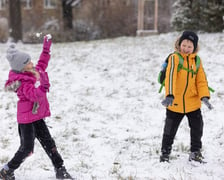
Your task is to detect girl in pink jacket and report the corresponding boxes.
[0,35,73,180]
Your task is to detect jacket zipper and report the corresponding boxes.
[182,56,189,113]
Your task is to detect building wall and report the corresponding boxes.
[21,0,64,42]
[72,0,138,40]
[0,0,174,42]
[158,0,174,32]
[72,0,173,40]
[0,0,64,42]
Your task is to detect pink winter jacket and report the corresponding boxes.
[5,51,51,124]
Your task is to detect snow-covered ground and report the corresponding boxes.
[0,32,224,180]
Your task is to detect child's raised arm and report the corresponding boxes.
[36,34,52,72]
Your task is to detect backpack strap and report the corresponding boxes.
[195,55,200,73]
[175,52,200,74]
[175,53,184,71]
[194,56,215,92]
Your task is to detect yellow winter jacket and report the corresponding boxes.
[165,52,210,113]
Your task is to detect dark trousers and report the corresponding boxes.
[161,109,203,154]
[8,119,64,170]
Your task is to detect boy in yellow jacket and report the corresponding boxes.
[160,31,213,163]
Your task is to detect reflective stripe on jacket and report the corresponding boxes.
[165,53,210,113]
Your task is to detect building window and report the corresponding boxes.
[23,0,32,9]
[44,0,56,9]
[0,0,6,9]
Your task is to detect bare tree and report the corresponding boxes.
[62,0,75,29]
[8,0,22,42]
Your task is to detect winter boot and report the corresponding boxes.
[55,166,73,179]
[160,153,170,162]
[189,151,205,163]
[0,166,15,180]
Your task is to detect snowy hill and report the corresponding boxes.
[0,32,224,180]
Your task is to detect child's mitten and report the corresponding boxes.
[201,97,213,110]
[161,95,174,107]
[43,34,52,53]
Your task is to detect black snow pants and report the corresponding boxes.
[161,108,203,155]
[8,119,64,170]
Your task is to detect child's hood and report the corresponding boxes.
[5,70,36,92]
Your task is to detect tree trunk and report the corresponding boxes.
[9,0,22,42]
[62,0,73,30]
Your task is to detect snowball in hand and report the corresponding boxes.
[46,34,52,40]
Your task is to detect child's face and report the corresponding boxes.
[23,61,34,72]
[180,39,194,54]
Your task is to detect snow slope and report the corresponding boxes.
[0,32,224,180]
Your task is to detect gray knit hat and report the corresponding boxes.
[6,43,31,72]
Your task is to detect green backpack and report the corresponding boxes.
[158,52,214,93]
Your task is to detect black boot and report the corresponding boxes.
[0,167,15,180]
[160,147,171,162]
[160,153,170,162]
[55,166,73,179]
[189,151,205,163]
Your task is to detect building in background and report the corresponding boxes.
[72,0,174,40]
[0,0,72,42]
[0,0,174,43]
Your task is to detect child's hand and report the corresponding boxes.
[46,34,52,40]
[201,97,213,110]
[162,95,174,107]
[43,34,52,53]
[40,71,50,92]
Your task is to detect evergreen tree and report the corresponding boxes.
[200,0,224,32]
[171,0,224,32]
[171,0,199,31]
